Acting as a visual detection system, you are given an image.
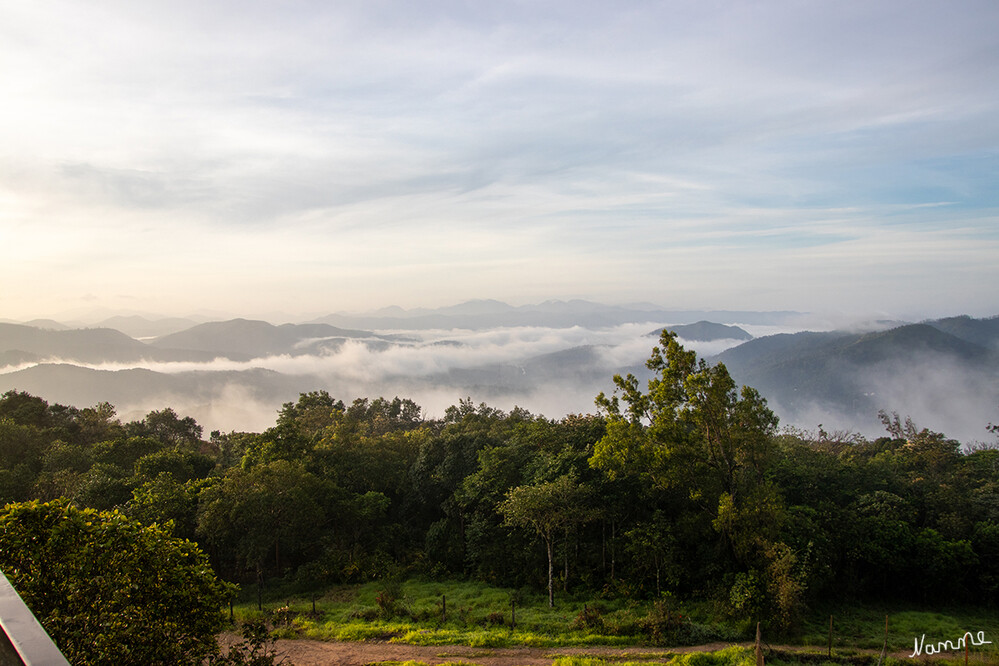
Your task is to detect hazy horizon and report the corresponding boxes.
[1,297,990,333]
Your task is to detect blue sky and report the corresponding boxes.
[1,0,997,321]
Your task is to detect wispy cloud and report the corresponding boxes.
[1,1,997,319]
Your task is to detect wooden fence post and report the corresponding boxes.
[756,621,764,666]
[876,615,888,666]
[828,615,833,658]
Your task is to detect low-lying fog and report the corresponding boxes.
[2,318,996,445]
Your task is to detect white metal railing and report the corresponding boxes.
[0,570,70,665]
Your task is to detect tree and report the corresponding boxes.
[127,408,203,447]
[591,331,784,602]
[592,331,778,498]
[74,401,125,445]
[0,499,230,665]
[276,390,345,441]
[126,473,205,541]
[196,460,327,578]
[499,474,594,607]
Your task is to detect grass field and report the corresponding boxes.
[229,577,999,664]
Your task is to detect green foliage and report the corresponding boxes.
[0,499,230,665]
[134,447,213,482]
[72,461,134,511]
[375,579,406,618]
[0,417,49,472]
[548,647,758,666]
[126,407,204,446]
[197,460,327,577]
[207,621,284,666]
[499,474,596,606]
[126,473,204,539]
[5,378,999,650]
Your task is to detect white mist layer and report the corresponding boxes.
[3,319,994,443]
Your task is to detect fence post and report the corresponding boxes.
[876,615,888,666]
[442,594,446,623]
[828,615,833,658]
[756,621,764,666]
[511,599,516,632]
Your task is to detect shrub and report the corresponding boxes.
[375,579,407,618]
[572,603,605,631]
[207,621,286,665]
[643,599,684,645]
[484,610,506,626]
[0,499,230,665]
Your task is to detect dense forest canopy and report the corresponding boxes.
[0,331,997,631]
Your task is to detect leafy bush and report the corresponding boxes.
[375,579,407,618]
[640,597,726,646]
[207,621,286,665]
[484,610,506,626]
[0,499,231,665]
[572,603,606,631]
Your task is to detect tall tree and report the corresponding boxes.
[590,331,786,602]
[499,474,594,607]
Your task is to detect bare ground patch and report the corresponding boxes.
[260,639,743,666]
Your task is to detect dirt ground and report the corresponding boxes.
[219,634,967,665]
[227,636,741,666]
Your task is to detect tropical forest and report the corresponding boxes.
[1,332,998,665]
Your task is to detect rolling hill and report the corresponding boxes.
[712,322,999,439]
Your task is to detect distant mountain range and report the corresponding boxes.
[1,303,996,441]
[306,299,805,330]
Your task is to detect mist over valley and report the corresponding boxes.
[2,300,996,444]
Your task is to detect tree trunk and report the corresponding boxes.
[610,519,616,581]
[602,520,606,573]
[563,527,569,593]
[546,536,554,608]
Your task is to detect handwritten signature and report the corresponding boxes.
[910,631,992,658]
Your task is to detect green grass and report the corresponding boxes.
[232,577,998,664]
[246,579,642,647]
[232,577,738,648]
[796,602,999,660]
[368,647,760,666]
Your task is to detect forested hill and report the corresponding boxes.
[712,321,999,438]
[2,331,998,631]
[925,314,999,350]
[649,320,753,341]
[147,318,398,358]
[0,322,188,364]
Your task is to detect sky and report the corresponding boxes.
[2,0,998,322]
